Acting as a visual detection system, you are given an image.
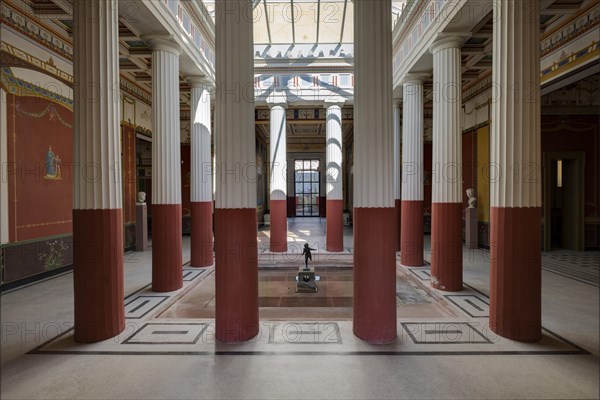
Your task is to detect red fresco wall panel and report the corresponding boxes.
[6,94,73,242]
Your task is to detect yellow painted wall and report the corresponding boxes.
[477,125,490,222]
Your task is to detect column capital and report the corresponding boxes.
[324,97,346,108]
[142,34,181,55]
[266,96,287,109]
[429,33,471,54]
[401,72,430,85]
[187,75,211,88]
[393,99,402,107]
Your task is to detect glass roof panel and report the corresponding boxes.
[202,0,405,46]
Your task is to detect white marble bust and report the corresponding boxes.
[466,188,476,208]
[137,191,146,204]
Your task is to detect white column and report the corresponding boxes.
[267,97,288,253]
[189,76,213,268]
[431,37,464,204]
[72,0,124,343]
[353,0,396,344]
[267,98,287,202]
[400,74,428,267]
[325,98,344,201]
[325,98,345,252]
[147,38,182,207]
[214,0,258,343]
[489,0,542,343]
[393,101,402,203]
[401,76,427,204]
[429,36,465,291]
[491,1,542,210]
[214,2,256,210]
[145,36,183,292]
[189,77,212,203]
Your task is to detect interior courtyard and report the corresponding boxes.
[1,0,599,399]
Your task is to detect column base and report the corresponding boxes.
[326,199,344,252]
[215,208,259,343]
[400,200,424,266]
[269,200,288,253]
[191,202,213,268]
[353,207,397,344]
[152,204,183,292]
[73,209,125,343]
[490,207,542,343]
[431,202,463,291]
[395,199,402,252]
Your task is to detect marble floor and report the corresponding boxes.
[1,219,598,399]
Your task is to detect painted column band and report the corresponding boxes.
[215,208,259,342]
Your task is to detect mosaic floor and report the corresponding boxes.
[29,261,589,357]
[542,251,599,286]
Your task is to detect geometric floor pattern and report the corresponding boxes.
[542,251,599,287]
[29,264,590,357]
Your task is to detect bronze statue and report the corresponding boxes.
[302,243,316,269]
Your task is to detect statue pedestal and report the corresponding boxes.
[465,207,478,249]
[136,203,148,251]
[296,266,318,293]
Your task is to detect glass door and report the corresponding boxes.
[294,160,320,217]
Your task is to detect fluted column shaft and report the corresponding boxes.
[430,38,464,291]
[148,39,183,292]
[490,0,542,343]
[325,99,344,252]
[353,0,396,344]
[214,0,258,343]
[393,101,402,252]
[401,78,426,266]
[268,100,288,252]
[190,79,213,267]
[72,0,124,343]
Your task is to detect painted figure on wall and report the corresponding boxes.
[44,146,62,180]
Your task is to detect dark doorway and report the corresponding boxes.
[544,152,585,251]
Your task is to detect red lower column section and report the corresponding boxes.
[191,202,213,268]
[326,199,344,252]
[431,202,463,291]
[73,209,124,343]
[490,207,542,342]
[215,208,259,343]
[353,207,397,344]
[152,204,183,292]
[400,200,424,266]
[395,199,402,252]
[269,200,287,253]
